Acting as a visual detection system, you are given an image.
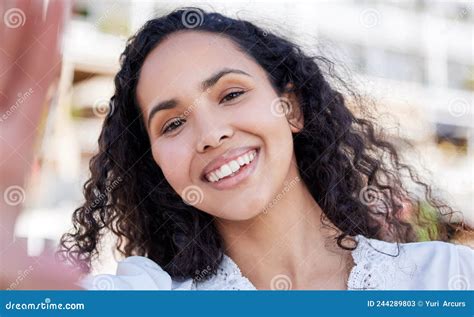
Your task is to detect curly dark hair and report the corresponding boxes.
[59,7,469,279]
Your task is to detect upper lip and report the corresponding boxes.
[201,146,259,180]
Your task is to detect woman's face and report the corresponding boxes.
[137,31,302,221]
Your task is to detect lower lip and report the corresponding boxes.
[205,149,260,191]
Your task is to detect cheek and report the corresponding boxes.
[239,91,294,145]
[236,92,295,176]
[151,140,192,192]
[249,93,295,175]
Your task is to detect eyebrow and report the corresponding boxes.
[146,68,251,129]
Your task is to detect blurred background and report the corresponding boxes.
[5,0,473,273]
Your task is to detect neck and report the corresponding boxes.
[216,163,354,290]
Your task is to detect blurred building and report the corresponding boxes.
[15,0,473,269]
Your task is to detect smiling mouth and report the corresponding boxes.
[204,148,258,183]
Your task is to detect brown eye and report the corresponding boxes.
[220,90,245,103]
[162,118,186,134]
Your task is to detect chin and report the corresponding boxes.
[217,200,268,221]
[218,211,262,222]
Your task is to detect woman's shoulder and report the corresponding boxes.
[80,256,194,290]
[350,235,474,290]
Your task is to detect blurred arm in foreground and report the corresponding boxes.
[0,0,80,289]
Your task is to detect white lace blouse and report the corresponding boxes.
[81,235,474,290]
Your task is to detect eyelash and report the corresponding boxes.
[219,90,245,103]
[162,117,185,134]
[161,90,246,135]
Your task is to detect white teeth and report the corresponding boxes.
[206,174,215,182]
[205,149,258,182]
[210,172,218,182]
[243,154,250,164]
[229,160,240,172]
[220,164,232,177]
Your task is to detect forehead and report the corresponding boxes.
[136,31,260,107]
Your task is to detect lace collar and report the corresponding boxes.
[348,234,416,290]
[193,254,256,290]
[193,235,408,290]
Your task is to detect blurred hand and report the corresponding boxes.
[0,0,81,289]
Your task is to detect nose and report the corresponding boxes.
[196,111,234,153]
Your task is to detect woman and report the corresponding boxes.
[59,8,473,290]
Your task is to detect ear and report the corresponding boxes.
[282,84,304,133]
